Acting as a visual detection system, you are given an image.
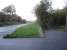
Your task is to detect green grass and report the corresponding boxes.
[55,26,64,31]
[4,22,41,38]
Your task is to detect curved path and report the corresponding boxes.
[0,24,27,38]
[0,29,66,50]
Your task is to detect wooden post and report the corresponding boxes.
[65,13,67,31]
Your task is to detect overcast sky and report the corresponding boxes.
[0,0,66,21]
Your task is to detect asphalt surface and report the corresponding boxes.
[0,26,66,50]
[0,38,47,50]
[46,30,67,50]
[0,24,27,38]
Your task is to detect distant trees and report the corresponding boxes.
[49,6,67,26]
[0,4,26,26]
[2,4,16,15]
[51,9,65,26]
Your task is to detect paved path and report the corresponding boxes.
[46,30,67,50]
[0,24,27,38]
[0,30,66,50]
[0,38,47,50]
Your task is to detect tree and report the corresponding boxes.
[51,8,66,26]
[2,4,16,15]
[0,4,26,26]
[35,0,51,32]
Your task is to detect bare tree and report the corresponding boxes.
[2,4,16,15]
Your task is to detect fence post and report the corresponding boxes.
[65,13,67,31]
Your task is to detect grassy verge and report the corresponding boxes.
[55,26,64,31]
[4,22,41,38]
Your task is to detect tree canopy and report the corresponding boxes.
[0,4,26,26]
[35,0,51,32]
[35,0,67,32]
[2,4,16,15]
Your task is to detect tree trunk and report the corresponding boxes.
[65,14,67,31]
